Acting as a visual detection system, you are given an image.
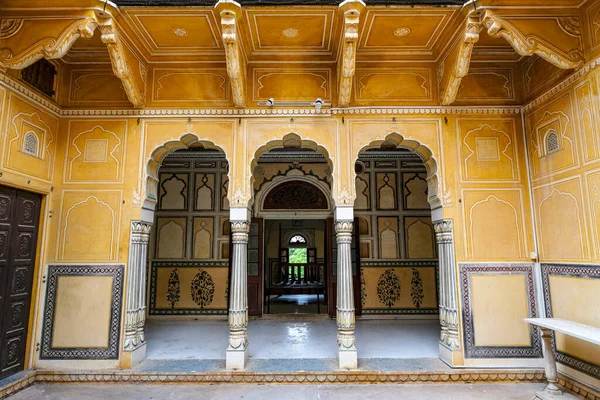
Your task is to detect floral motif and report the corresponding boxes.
[0,198,9,220]
[190,270,215,308]
[411,268,424,308]
[377,269,401,308]
[173,28,189,37]
[282,27,299,38]
[167,268,180,309]
[360,268,367,308]
[393,27,411,37]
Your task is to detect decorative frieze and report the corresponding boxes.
[124,221,152,352]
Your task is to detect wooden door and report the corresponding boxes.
[0,186,41,379]
[247,218,263,316]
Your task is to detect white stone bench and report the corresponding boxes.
[524,318,600,400]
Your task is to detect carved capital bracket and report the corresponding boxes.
[0,13,98,69]
[216,0,246,108]
[337,0,365,108]
[438,11,482,106]
[98,15,146,108]
[482,10,584,70]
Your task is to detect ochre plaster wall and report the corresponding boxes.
[525,62,600,380]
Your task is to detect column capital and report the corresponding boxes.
[434,219,453,244]
[131,220,152,235]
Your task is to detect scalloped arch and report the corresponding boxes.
[356,132,441,209]
[249,132,335,206]
[145,133,228,203]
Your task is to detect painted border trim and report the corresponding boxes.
[460,263,542,359]
[40,264,124,360]
[541,263,600,379]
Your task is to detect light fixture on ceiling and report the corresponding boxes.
[257,97,330,111]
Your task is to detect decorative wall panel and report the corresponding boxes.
[462,190,527,261]
[3,95,58,182]
[354,174,370,210]
[574,78,600,163]
[460,264,542,359]
[354,69,433,103]
[533,179,589,262]
[376,172,397,210]
[252,68,331,102]
[68,70,130,106]
[458,119,519,182]
[456,69,515,103]
[159,173,188,210]
[150,261,228,315]
[378,216,399,259]
[57,190,122,262]
[151,69,230,104]
[541,264,600,379]
[361,261,438,314]
[404,216,435,259]
[156,217,186,259]
[40,265,124,360]
[526,94,579,180]
[522,56,567,100]
[193,217,213,259]
[64,121,127,184]
[403,172,429,210]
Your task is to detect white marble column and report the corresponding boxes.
[226,219,250,370]
[124,221,152,361]
[335,219,357,369]
[434,220,460,350]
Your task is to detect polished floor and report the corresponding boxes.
[266,294,323,314]
[8,383,548,400]
[145,318,440,361]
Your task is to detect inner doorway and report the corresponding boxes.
[264,219,327,314]
[0,186,42,379]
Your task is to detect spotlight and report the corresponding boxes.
[266,98,275,106]
[314,98,324,111]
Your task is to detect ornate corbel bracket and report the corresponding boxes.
[482,10,584,70]
[98,15,146,108]
[337,0,365,108]
[216,0,246,108]
[439,12,482,106]
[0,15,98,70]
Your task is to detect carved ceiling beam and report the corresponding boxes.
[438,11,482,106]
[98,14,147,108]
[337,0,365,108]
[216,0,246,108]
[0,12,98,70]
[482,10,584,70]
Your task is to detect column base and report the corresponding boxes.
[533,387,578,400]
[439,341,463,367]
[226,348,248,370]
[338,349,358,369]
[120,343,147,369]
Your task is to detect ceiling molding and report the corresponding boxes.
[113,0,466,6]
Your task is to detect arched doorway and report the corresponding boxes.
[140,141,232,362]
[353,140,440,359]
[251,135,336,316]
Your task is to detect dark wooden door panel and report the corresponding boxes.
[247,218,263,316]
[0,186,41,380]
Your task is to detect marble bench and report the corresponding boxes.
[524,318,600,400]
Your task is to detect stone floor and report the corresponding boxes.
[267,294,323,314]
[145,318,440,361]
[8,382,548,399]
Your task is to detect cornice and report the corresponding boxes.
[523,57,600,113]
[0,73,62,116]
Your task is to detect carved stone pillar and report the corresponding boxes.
[226,220,250,370]
[335,220,357,369]
[124,221,151,361]
[434,220,460,351]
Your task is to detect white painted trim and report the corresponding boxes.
[462,358,545,368]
